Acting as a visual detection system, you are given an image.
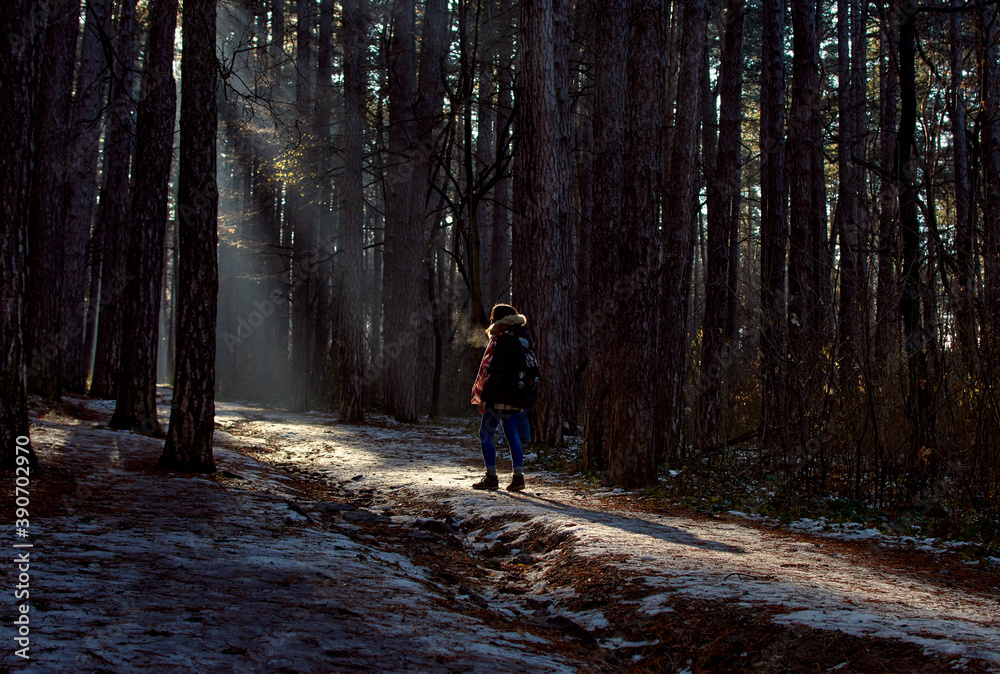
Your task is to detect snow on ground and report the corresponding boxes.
[211,399,1000,670]
[22,398,589,672]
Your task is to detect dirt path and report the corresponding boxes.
[18,396,607,673]
[210,399,1000,673]
[14,392,1000,673]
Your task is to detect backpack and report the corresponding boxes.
[515,335,540,405]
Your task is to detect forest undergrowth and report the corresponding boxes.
[538,412,1000,565]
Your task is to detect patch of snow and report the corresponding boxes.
[563,609,609,631]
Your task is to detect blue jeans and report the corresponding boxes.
[518,410,531,444]
[479,406,523,471]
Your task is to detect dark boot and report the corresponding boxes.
[506,474,525,492]
[473,474,499,490]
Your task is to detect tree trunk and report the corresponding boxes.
[514,0,574,446]
[978,5,1000,369]
[110,0,179,435]
[289,0,314,412]
[874,2,899,367]
[0,0,46,467]
[606,0,665,487]
[340,0,366,423]
[833,0,863,388]
[553,0,577,434]
[61,0,110,393]
[657,0,707,462]
[90,0,137,399]
[414,0,448,418]
[896,8,931,478]
[786,0,826,457]
[490,15,514,306]
[582,0,626,472]
[950,0,975,372]
[160,0,219,473]
[572,5,594,430]
[700,0,744,451]
[759,0,789,448]
[476,2,496,308]
[313,0,336,404]
[25,0,81,399]
[383,0,419,422]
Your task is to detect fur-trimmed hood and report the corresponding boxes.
[487,313,527,336]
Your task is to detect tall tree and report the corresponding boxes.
[787,0,828,444]
[514,0,575,446]
[413,0,447,416]
[61,0,111,393]
[382,0,420,422]
[759,0,789,447]
[314,0,335,403]
[896,4,932,474]
[110,0,179,435]
[490,9,514,306]
[25,0,81,399]
[606,0,664,487]
[950,0,975,371]
[0,0,46,467]
[833,0,864,387]
[90,0,138,399]
[700,0,745,450]
[289,0,315,412]
[657,0,707,461]
[552,0,576,431]
[581,0,626,471]
[160,0,219,473]
[978,4,1000,370]
[340,0,367,423]
[874,1,899,367]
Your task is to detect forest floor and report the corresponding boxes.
[11,389,1000,673]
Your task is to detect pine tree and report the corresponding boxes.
[340,0,367,423]
[582,0,626,471]
[606,0,665,487]
[160,0,219,473]
[110,0,179,435]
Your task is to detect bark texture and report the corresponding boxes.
[896,8,932,472]
[91,0,137,399]
[110,0,179,435]
[979,6,1000,364]
[340,0,366,423]
[657,0,707,462]
[607,0,664,487]
[700,0,745,450]
[382,0,420,422]
[759,0,789,447]
[289,0,315,412]
[950,0,974,371]
[25,0,81,399]
[0,0,46,466]
[61,0,110,393]
[786,0,827,447]
[513,0,575,446]
[874,3,899,367]
[581,0,626,471]
[160,0,219,473]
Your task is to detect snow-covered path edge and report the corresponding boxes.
[212,399,1000,671]
[22,395,602,673]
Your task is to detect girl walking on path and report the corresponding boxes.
[470,304,533,491]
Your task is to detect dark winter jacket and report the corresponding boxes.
[479,314,531,408]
